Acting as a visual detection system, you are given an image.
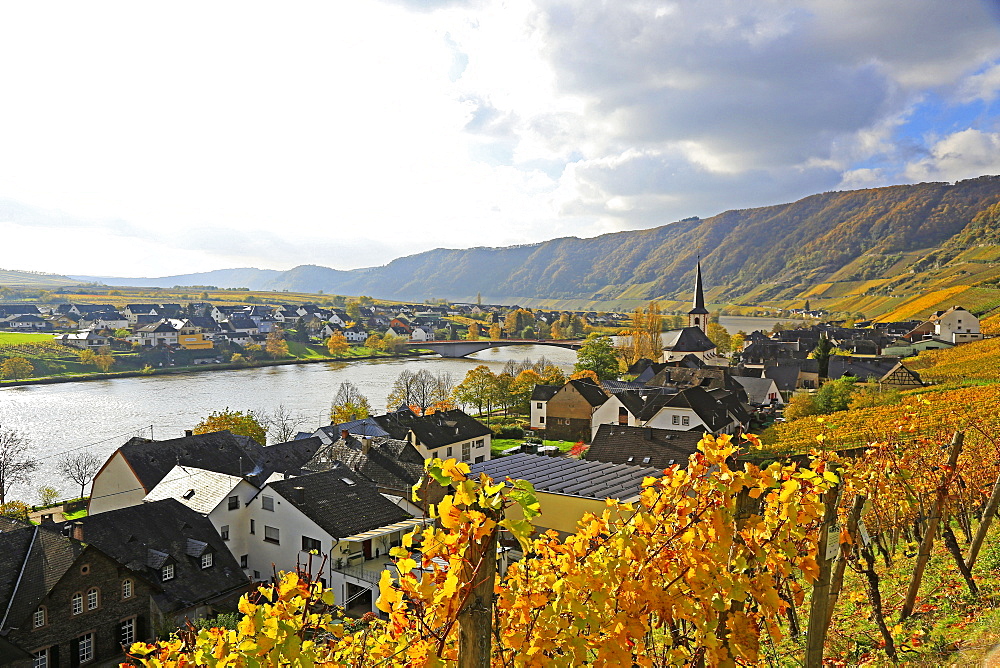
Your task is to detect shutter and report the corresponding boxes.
[136,614,148,642]
[69,638,79,668]
[50,645,60,668]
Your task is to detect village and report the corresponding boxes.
[0,263,990,666]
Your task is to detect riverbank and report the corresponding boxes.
[0,349,437,388]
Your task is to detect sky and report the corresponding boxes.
[1,0,1000,278]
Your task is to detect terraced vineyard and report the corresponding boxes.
[906,336,1000,383]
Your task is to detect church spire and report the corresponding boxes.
[688,257,709,332]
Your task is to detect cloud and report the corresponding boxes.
[903,128,1000,182]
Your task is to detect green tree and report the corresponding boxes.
[707,321,732,354]
[452,365,498,420]
[813,376,857,414]
[0,357,34,380]
[293,317,310,343]
[193,409,267,445]
[574,334,619,380]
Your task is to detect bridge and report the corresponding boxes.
[405,338,585,358]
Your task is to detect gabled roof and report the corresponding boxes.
[469,453,661,501]
[733,376,781,405]
[661,327,716,353]
[639,386,734,432]
[268,469,412,539]
[586,425,704,470]
[559,378,608,407]
[307,436,425,492]
[406,410,492,448]
[530,384,561,402]
[72,499,248,613]
[143,465,245,514]
[763,365,800,392]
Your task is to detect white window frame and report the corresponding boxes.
[121,617,136,646]
[462,442,471,461]
[122,579,133,599]
[71,593,83,615]
[32,649,48,668]
[87,588,99,610]
[33,606,45,628]
[201,552,213,569]
[264,526,280,544]
[78,632,94,663]
[162,563,175,581]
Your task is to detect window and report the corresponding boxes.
[462,442,471,461]
[261,495,274,511]
[539,416,544,424]
[201,553,213,569]
[87,588,99,610]
[162,563,175,581]
[78,632,94,663]
[302,536,322,552]
[264,526,280,544]
[475,439,484,448]
[122,579,133,599]
[250,519,255,534]
[475,456,484,464]
[446,446,453,457]
[33,606,45,628]
[536,402,542,409]
[618,407,628,425]
[221,525,230,541]
[72,593,83,615]
[681,416,690,426]
[671,415,680,425]
[121,617,136,646]
[32,649,48,668]
[240,555,248,568]
[228,495,239,510]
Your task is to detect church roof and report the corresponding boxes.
[689,260,709,315]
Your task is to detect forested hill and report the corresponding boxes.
[77,176,1000,307]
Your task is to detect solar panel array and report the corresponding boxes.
[471,453,662,500]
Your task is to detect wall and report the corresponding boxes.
[89,453,146,516]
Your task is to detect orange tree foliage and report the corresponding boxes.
[326,331,349,355]
[906,335,1000,382]
[193,408,267,446]
[128,435,836,666]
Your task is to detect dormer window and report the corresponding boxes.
[201,553,214,569]
[162,563,175,581]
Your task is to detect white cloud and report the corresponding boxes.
[904,128,1000,182]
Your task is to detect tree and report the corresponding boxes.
[489,322,502,340]
[386,369,450,414]
[810,336,835,377]
[784,393,819,420]
[114,328,131,339]
[364,333,383,350]
[731,330,747,354]
[813,376,857,414]
[380,333,406,353]
[193,409,267,445]
[707,321,732,354]
[37,485,60,506]
[452,365,498,419]
[266,328,290,358]
[574,333,619,380]
[330,382,372,423]
[570,369,600,383]
[0,426,39,505]
[293,317,310,343]
[326,331,349,355]
[58,450,102,500]
[94,353,115,372]
[466,323,480,341]
[77,348,96,365]
[0,357,34,381]
[262,404,305,443]
[511,369,544,414]
[615,302,663,367]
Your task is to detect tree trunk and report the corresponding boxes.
[458,516,498,668]
[900,431,963,621]
[942,522,978,596]
[805,480,842,668]
[858,543,896,661]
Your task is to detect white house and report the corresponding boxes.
[529,385,561,431]
[932,306,981,344]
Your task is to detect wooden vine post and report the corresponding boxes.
[823,494,867,634]
[457,508,499,668]
[804,477,842,668]
[899,431,964,621]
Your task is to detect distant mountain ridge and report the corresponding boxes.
[71,176,1000,307]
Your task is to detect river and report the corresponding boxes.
[0,316,797,502]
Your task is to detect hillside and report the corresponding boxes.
[0,268,81,287]
[71,176,1000,314]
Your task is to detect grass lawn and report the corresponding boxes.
[285,342,393,360]
[0,331,56,345]
[63,508,88,520]
[491,438,578,457]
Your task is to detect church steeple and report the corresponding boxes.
[688,257,709,333]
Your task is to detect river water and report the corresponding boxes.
[0,316,794,502]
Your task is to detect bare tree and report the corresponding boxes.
[58,450,102,501]
[0,426,39,505]
[330,382,372,424]
[262,404,306,443]
[387,369,454,414]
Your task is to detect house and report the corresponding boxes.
[538,379,608,443]
[589,390,648,437]
[122,304,159,324]
[343,325,369,343]
[469,453,662,538]
[0,520,156,668]
[129,320,179,347]
[55,330,109,350]
[88,430,321,515]
[529,385,561,431]
[931,306,981,344]
[73,499,250,623]
[410,326,434,342]
[827,356,924,387]
[3,314,50,330]
[881,338,953,357]
[585,424,704,470]
[243,470,422,614]
[79,312,129,331]
[659,327,722,364]
[370,409,493,463]
[636,386,744,435]
[732,376,784,407]
[306,435,426,498]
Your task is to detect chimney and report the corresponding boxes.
[644,427,652,441]
[72,522,85,542]
[341,429,349,441]
[361,437,372,455]
[184,429,193,437]
[292,487,305,504]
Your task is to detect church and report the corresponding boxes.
[659,260,727,366]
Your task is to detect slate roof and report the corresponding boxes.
[322,418,392,440]
[586,424,704,470]
[733,376,781,405]
[72,499,248,613]
[307,436,426,492]
[370,409,491,449]
[827,356,901,381]
[661,326,716,353]
[530,385,561,402]
[116,431,319,493]
[143,465,244,514]
[763,365,800,392]
[268,469,413,539]
[563,378,608,407]
[469,453,661,501]
[638,386,735,432]
[646,366,742,392]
